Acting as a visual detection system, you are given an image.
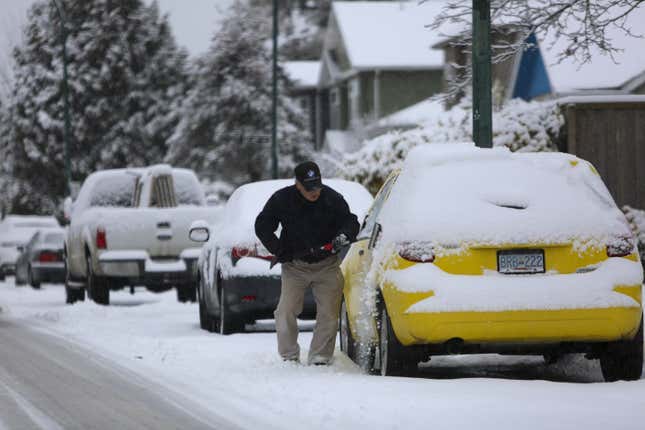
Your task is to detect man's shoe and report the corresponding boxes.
[282,356,300,363]
[308,355,332,366]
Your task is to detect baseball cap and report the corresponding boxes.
[294,161,323,191]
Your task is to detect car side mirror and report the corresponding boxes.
[368,223,382,249]
[189,220,210,242]
[17,245,25,253]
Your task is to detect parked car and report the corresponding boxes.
[339,144,644,382]
[15,227,66,288]
[65,165,219,305]
[0,215,60,281]
[190,179,373,335]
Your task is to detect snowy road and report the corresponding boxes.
[0,318,224,430]
[1,279,645,430]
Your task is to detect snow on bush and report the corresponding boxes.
[623,206,645,265]
[342,99,565,194]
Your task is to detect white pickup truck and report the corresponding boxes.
[65,165,219,305]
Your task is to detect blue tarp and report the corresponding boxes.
[512,33,552,100]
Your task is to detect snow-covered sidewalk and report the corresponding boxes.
[1,279,644,430]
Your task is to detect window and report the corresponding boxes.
[358,174,399,240]
[89,175,137,207]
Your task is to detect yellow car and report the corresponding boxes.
[339,144,643,381]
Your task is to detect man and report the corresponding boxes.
[255,161,359,365]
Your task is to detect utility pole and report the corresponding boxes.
[52,0,72,195]
[472,0,492,148]
[271,0,279,179]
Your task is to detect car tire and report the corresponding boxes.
[600,317,643,382]
[219,278,243,335]
[176,284,197,303]
[0,273,5,282]
[28,266,41,289]
[374,298,416,377]
[15,270,26,286]
[86,255,109,305]
[339,297,356,361]
[198,283,218,333]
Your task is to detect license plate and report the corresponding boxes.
[497,250,545,274]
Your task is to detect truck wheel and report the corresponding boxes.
[219,280,243,335]
[375,299,416,377]
[600,317,643,382]
[28,266,41,289]
[86,255,109,305]
[339,297,356,361]
[176,284,196,303]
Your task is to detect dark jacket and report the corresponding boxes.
[254,185,359,263]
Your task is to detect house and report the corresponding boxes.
[284,60,320,146]
[316,1,449,149]
[435,6,645,103]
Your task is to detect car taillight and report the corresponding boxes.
[39,251,60,262]
[398,242,435,263]
[96,227,107,249]
[607,236,635,257]
[231,246,273,262]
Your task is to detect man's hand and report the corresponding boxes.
[331,233,350,253]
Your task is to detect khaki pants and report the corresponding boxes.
[275,255,344,363]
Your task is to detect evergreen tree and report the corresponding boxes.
[7,0,188,214]
[166,2,311,185]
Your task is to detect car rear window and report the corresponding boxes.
[43,233,65,245]
[90,174,137,207]
[173,172,205,206]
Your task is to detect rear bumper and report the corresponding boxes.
[31,262,66,283]
[0,263,16,276]
[382,283,643,346]
[222,275,316,322]
[97,250,198,287]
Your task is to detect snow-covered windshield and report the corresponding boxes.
[89,174,137,207]
[379,144,630,245]
[173,171,205,206]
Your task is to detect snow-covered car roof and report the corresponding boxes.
[378,143,631,246]
[0,215,59,229]
[214,179,374,247]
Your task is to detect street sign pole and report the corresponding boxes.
[472,0,493,148]
[271,0,279,179]
[52,0,72,196]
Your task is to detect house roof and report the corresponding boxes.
[332,1,448,70]
[542,8,645,93]
[283,61,321,89]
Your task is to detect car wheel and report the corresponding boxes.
[28,266,41,289]
[339,297,356,361]
[219,278,243,335]
[375,299,416,377]
[86,255,109,305]
[198,282,218,333]
[176,284,197,303]
[600,317,643,382]
[0,272,5,282]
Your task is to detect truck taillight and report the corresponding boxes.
[398,242,435,263]
[96,227,107,249]
[607,237,634,257]
[39,251,59,262]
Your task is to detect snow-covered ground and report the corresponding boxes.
[1,279,644,430]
